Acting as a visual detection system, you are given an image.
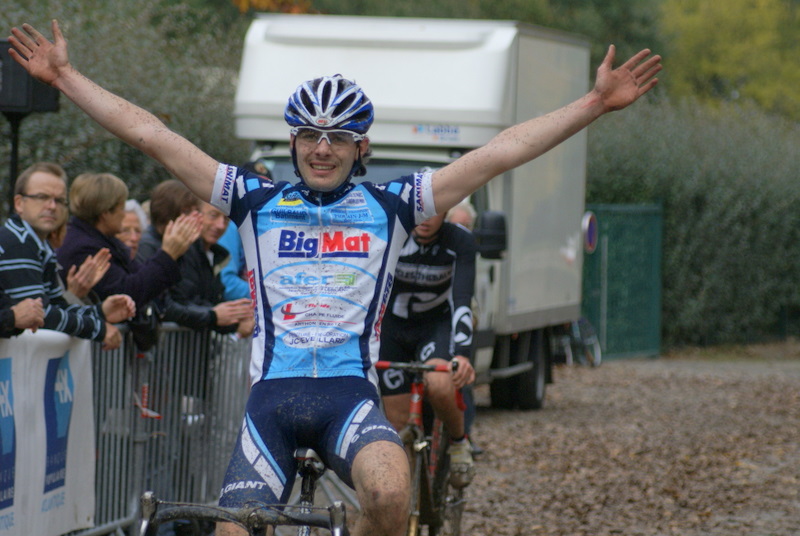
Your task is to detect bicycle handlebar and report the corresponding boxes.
[138,492,347,535]
[375,359,458,374]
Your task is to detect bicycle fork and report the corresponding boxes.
[404,378,429,536]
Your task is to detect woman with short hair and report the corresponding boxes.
[56,172,201,349]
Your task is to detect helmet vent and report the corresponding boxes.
[334,94,357,117]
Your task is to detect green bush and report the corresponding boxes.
[588,97,800,346]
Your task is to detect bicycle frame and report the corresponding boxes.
[375,360,463,536]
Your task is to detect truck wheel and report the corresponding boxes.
[516,330,547,410]
[489,376,516,409]
[489,335,516,409]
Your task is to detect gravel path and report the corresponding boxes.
[464,344,800,536]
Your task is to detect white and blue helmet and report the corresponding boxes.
[285,75,374,134]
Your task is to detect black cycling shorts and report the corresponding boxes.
[377,313,453,396]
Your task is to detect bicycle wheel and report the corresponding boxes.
[428,422,464,536]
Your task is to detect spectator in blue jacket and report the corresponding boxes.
[218,221,249,301]
[217,161,272,302]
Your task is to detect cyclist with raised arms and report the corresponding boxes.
[8,20,660,536]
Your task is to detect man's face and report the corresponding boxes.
[14,171,68,239]
[413,213,446,244]
[201,203,228,247]
[292,127,369,192]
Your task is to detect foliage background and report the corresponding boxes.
[3,0,800,347]
[0,0,250,208]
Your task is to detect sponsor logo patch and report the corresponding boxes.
[278,230,371,258]
[283,329,350,347]
[329,207,374,224]
[278,272,357,287]
[271,207,309,223]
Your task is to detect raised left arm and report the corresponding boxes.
[431,45,662,212]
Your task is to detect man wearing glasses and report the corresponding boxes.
[8,20,660,536]
[0,162,135,348]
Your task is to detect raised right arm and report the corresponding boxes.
[8,20,218,201]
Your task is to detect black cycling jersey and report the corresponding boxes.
[385,221,476,358]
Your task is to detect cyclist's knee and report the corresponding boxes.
[358,483,409,536]
[425,372,456,403]
[352,441,410,510]
[382,394,411,431]
[355,460,410,535]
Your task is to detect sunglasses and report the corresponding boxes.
[291,127,365,147]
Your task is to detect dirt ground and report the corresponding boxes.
[464,341,800,536]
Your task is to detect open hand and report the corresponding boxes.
[8,20,70,86]
[213,298,254,327]
[593,45,662,112]
[162,212,202,260]
[67,248,111,298]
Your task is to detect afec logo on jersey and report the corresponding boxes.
[278,230,371,258]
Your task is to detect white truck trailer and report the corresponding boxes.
[234,13,592,409]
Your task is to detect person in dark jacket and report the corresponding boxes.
[137,180,201,263]
[139,181,253,334]
[55,172,200,348]
[57,172,200,307]
[172,202,253,334]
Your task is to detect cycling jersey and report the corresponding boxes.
[210,164,437,386]
[378,222,477,395]
[386,222,476,355]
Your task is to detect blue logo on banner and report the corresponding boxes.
[43,354,73,494]
[0,358,15,510]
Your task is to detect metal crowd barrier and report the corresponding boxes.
[75,325,252,536]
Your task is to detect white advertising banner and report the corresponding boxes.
[0,330,95,536]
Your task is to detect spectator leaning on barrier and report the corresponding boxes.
[0,291,44,337]
[55,172,199,350]
[0,162,135,349]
